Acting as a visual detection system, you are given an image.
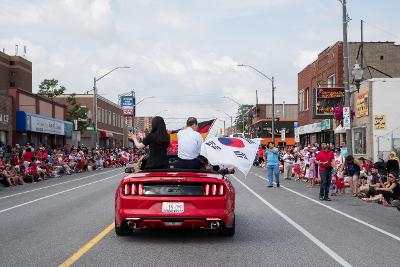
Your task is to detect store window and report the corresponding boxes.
[353,127,366,154]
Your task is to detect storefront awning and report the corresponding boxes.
[334,125,347,134]
[99,130,113,138]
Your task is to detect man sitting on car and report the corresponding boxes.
[174,117,204,169]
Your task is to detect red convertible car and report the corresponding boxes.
[114,169,235,236]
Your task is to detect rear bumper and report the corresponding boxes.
[116,197,234,229]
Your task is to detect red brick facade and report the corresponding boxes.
[297,42,344,126]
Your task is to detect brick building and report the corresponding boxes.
[134,116,153,132]
[55,94,124,148]
[0,51,32,93]
[0,51,72,146]
[297,41,400,146]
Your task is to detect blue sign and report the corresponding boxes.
[294,122,298,128]
[120,96,135,108]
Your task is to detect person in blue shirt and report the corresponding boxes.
[264,142,280,188]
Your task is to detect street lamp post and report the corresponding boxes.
[237,64,276,144]
[340,0,353,153]
[216,109,233,135]
[93,66,130,147]
[220,96,245,135]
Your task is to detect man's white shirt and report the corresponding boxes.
[177,127,203,160]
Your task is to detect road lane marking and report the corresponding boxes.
[59,222,114,267]
[0,169,119,200]
[231,174,352,267]
[250,172,400,243]
[0,173,122,215]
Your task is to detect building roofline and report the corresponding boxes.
[57,94,122,110]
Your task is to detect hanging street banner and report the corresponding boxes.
[343,107,351,130]
[200,137,260,176]
[120,96,135,115]
[374,114,386,130]
[314,87,345,118]
[356,92,369,118]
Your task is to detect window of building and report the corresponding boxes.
[120,116,124,128]
[113,113,116,126]
[305,88,309,111]
[108,111,111,125]
[9,61,15,65]
[327,74,336,88]
[299,90,304,112]
[9,71,16,77]
[353,127,367,155]
[10,82,16,87]
[97,107,101,123]
[380,55,384,60]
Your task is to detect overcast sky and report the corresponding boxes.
[1,0,399,132]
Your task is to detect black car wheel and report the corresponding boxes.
[219,216,235,237]
[115,220,130,236]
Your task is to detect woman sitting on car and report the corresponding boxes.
[128,116,170,169]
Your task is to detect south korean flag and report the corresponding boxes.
[200,137,260,176]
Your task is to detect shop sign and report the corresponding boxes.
[314,87,345,117]
[30,115,65,135]
[298,122,322,135]
[294,128,300,143]
[374,115,386,130]
[356,92,369,118]
[86,125,95,131]
[321,119,331,130]
[0,114,9,124]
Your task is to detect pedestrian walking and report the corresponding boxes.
[316,142,335,201]
[264,142,280,188]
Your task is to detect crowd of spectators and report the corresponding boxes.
[0,143,136,188]
[256,142,400,210]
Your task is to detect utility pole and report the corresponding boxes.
[342,0,352,154]
[271,76,275,144]
[93,78,98,148]
[131,90,135,130]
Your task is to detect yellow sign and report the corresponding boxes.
[356,92,369,118]
[374,115,386,130]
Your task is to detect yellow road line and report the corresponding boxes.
[59,222,114,267]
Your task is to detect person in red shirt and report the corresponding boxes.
[257,146,265,167]
[316,142,335,201]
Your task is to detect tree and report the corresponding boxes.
[234,104,253,132]
[66,94,88,132]
[38,79,66,100]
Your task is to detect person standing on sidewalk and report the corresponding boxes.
[264,142,280,188]
[316,142,335,201]
[282,149,294,180]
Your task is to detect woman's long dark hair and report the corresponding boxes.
[150,116,170,145]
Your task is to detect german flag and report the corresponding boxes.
[168,119,216,154]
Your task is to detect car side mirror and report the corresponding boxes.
[125,167,134,173]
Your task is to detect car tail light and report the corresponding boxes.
[124,184,130,195]
[211,184,217,195]
[122,183,142,195]
[131,184,137,195]
[138,183,144,195]
[204,183,224,196]
[218,184,224,195]
[204,184,210,196]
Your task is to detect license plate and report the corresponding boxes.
[162,202,184,213]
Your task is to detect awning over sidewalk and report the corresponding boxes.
[334,125,346,134]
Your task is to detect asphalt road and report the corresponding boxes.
[0,167,399,267]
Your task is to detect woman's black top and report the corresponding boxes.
[386,159,399,176]
[142,133,169,169]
